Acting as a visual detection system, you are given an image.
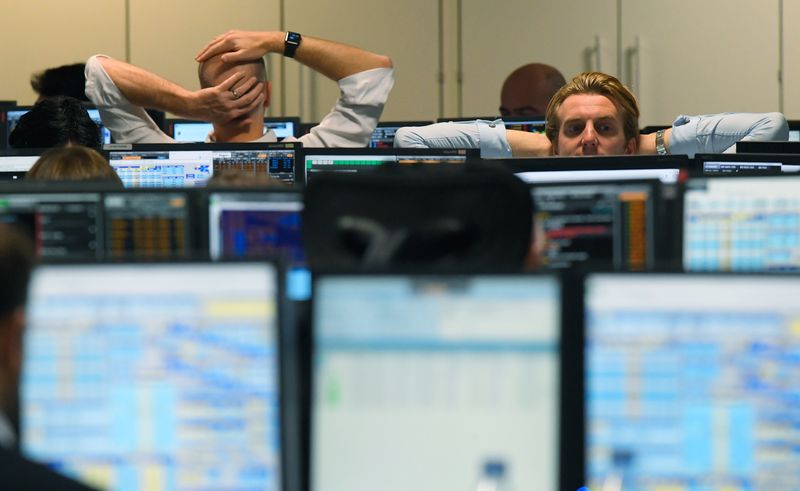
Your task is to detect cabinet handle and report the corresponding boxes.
[625,36,641,96]
[584,35,603,72]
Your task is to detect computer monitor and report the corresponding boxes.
[0,184,104,260]
[23,261,284,491]
[584,273,800,490]
[311,273,570,491]
[3,105,111,146]
[169,117,301,142]
[207,190,309,300]
[505,155,690,185]
[736,141,800,156]
[368,121,433,148]
[502,116,546,133]
[693,152,800,174]
[302,148,478,183]
[105,142,301,188]
[531,180,661,270]
[682,175,800,271]
[789,120,800,142]
[103,190,194,259]
[0,149,44,180]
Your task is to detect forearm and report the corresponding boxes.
[394,120,512,158]
[507,130,553,157]
[291,34,393,81]
[637,129,672,155]
[98,56,196,117]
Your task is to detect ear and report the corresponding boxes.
[625,136,638,154]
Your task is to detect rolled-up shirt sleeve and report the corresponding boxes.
[394,119,512,158]
[669,112,788,157]
[85,55,173,144]
[297,67,394,148]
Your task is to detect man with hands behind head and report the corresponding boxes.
[85,30,394,146]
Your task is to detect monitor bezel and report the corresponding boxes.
[307,270,583,491]
[23,258,292,491]
[528,178,668,271]
[103,141,304,188]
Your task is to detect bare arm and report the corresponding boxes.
[196,30,393,81]
[637,129,672,155]
[97,56,265,123]
[506,130,553,157]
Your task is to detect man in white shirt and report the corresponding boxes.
[85,30,394,147]
[396,71,788,158]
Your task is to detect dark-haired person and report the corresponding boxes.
[25,146,122,186]
[0,224,101,490]
[8,96,101,149]
[85,30,394,146]
[395,71,788,158]
[31,63,89,103]
[499,63,565,118]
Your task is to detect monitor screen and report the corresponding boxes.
[506,155,688,185]
[312,274,561,491]
[208,191,309,300]
[0,191,102,260]
[103,191,192,259]
[5,107,111,145]
[517,168,681,184]
[532,181,658,270]
[23,262,282,491]
[0,152,40,180]
[585,273,800,490]
[683,176,800,271]
[303,148,475,182]
[695,152,800,175]
[172,119,297,142]
[503,116,546,133]
[107,143,298,188]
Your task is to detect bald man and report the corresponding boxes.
[85,30,394,146]
[499,63,566,118]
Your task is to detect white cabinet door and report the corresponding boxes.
[129,1,281,112]
[0,1,126,104]
[459,0,617,118]
[782,0,800,119]
[283,0,440,122]
[620,0,781,126]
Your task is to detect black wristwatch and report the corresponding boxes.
[284,31,302,58]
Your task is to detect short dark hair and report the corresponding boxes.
[0,224,35,318]
[8,96,101,149]
[30,63,89,102]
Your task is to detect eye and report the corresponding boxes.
[597,123,615,134]
[564,123,583,136]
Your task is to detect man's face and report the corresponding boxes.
[553,93,636,156]
[499,87,549,118]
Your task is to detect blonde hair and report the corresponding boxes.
[26,145,122,186]
[544,72,640,145]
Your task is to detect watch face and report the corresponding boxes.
[286,31,301,45]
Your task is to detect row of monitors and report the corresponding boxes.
[21,264,800,490]
[5,168,800,297]
[1,105,112,148]
[7,142,800,189]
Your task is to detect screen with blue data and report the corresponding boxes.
[23,263,282,491]
[208,191,309,300]
[684,177,800,271]
[172,121,296,142]
[312,275,561,491]
[585,274,800,490]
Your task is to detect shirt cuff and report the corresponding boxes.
[478,119,512,158]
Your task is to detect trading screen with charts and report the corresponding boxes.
[108,147,297,187]
[104,192,191,259]
[312,275,561,491]
[23,263,282,491]
[532,181,657,270]
[684,177,800,271]
[585,274,800,491]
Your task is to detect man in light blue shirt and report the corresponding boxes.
[395,71,788,158]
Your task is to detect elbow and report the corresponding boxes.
[762,112,789,141]
[393,127,426,148]
[376,54,393,69]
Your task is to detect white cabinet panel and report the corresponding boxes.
[283,0,440,122]
[0,1,126,104]
[621,0,780,126]
[460,0,617,118]
[783,0,800,118]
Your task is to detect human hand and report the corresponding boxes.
[196,30,273,63]
[190,71,265,123]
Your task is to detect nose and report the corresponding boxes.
[581,123,598,154]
